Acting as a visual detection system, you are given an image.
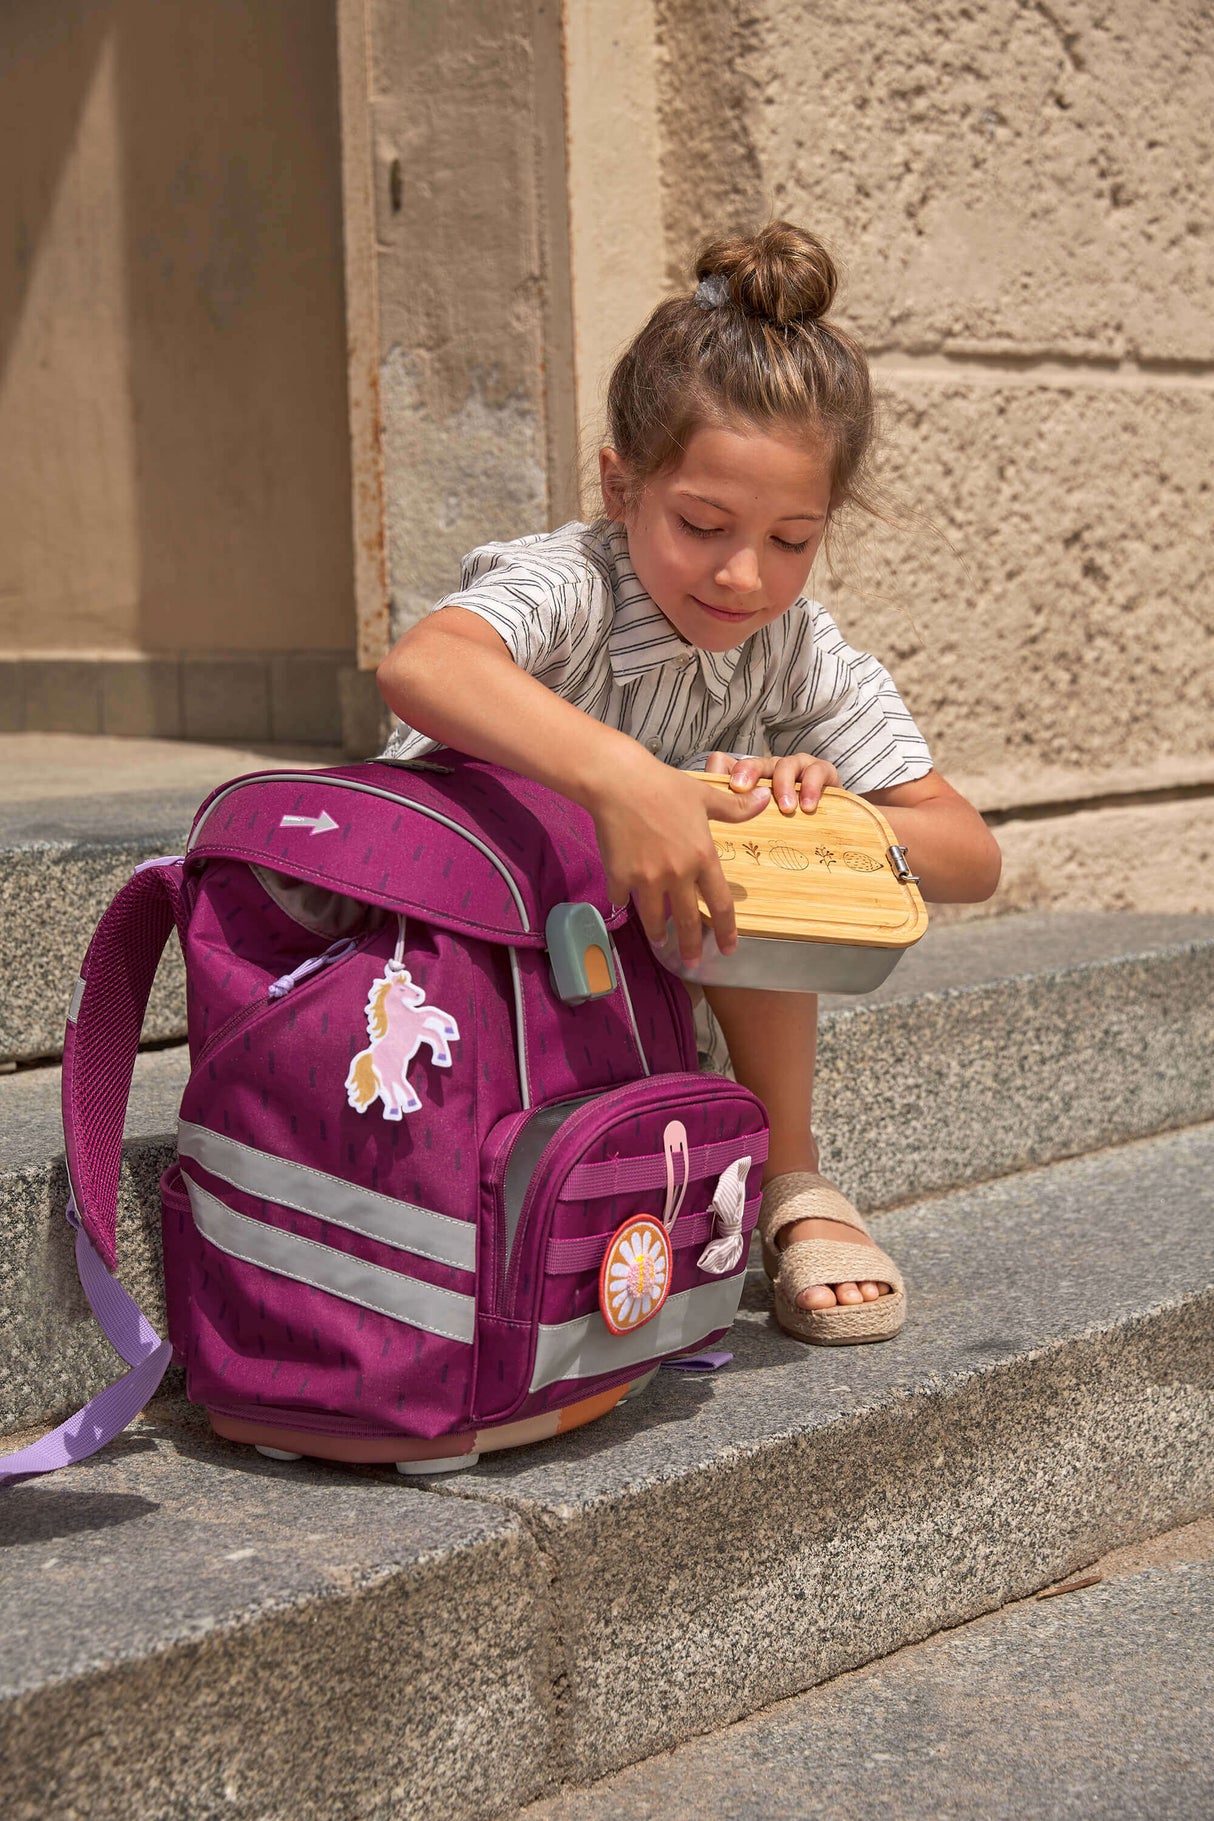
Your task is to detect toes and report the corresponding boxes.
[793,1280,893,1313]
[796,1284,838,1311]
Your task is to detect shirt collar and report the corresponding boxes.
[603,522,739,703]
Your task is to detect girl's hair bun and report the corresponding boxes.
[695,221,837,327]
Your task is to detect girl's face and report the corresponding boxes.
[601,423,833,652]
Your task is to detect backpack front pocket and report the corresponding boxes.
[474,1075,767,1424]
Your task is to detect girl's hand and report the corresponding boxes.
[703,750,841,815]
[590,757,772,966]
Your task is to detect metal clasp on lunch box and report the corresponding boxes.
[887,845,921,885]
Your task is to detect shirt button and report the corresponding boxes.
[678,653,693,669]
[648,740,663,754]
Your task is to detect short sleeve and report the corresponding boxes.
[430,531,609,684]
[762,599,933,792]
[380,527,612,761]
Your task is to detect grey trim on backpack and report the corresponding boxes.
[508,948,531,1108]
[610,935,650,1077]
[184,1177,477,1345]
[178,1121,476,1272]
[67,976,86,1025]
[529,1275,744,1392]
[501,1095,596,1272]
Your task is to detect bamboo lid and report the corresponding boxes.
[694,775,928,949]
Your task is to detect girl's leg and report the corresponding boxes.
[702,984,887,1309]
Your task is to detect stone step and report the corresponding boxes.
[1,1399,550,1821]
[0,735,331,1065]
[3,912,1212,1435]
[4,1123,1212,1817]
[517,1516,1214,1821]
[0,788,198,1063]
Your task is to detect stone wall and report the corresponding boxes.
[654,0,1214,914]
[0,0,357,741]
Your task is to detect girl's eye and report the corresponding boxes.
[676,515,720,538]
[774,535,811,554]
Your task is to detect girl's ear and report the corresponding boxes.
[599,447,631,521]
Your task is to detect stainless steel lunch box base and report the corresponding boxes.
[653,923,907,995]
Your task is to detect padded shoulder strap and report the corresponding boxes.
[0,857,185,1486]
[62,858,186,1271]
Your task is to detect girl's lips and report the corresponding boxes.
[692,596,755,623]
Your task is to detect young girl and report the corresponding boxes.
[377,222,1000,1346]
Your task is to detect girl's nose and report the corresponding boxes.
[715,547,763,594]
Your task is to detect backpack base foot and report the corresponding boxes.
[206,1371,650,1470]
[395,1452,480,1476]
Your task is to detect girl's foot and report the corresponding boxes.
[776,1215,889,1310]
[757,1172,906,1345]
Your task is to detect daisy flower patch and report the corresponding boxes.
[599,1215,673,1336]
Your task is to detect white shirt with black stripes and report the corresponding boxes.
[381,521,933,792]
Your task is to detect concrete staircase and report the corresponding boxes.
[3,748,1213,1820]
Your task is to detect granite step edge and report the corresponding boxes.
[4,1125,1212,1810]
[1,1405,556,1821]
[427,1122,1214,1785]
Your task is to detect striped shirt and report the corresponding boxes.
[381,521,933,791]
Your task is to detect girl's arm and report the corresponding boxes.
[864,771,1001,904]
[377,609,773,960]
[709,753,1000,905]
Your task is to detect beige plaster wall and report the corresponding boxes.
[0,0,356,659]
[562,0,666,472]
[654,0,1214,909]
[368,0,578,640]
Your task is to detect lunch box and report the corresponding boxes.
[653,776,929,994]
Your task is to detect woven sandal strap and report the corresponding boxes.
[759,1171,871,1246]
[778,1238,904,1298]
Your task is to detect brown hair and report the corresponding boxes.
[605,221,877,518]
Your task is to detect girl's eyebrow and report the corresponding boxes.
[681,490,825,524]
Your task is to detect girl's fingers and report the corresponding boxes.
[794,756,842,812]
[697,861,738,957]
[771,755,803,814]
[630,883,670,952]
[702,751,734,774]
[705,783,771,823]
[669,883,709,967]
[728,759,763,793]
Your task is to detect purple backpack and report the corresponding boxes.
[3,756,767,1481]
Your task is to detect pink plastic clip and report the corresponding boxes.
[661,1120,690,1231]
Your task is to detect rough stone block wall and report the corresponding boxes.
[656,0,1214,914]
[369,0,576,642]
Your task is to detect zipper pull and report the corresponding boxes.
[267,936,358,1001]
[661,1121,690,1231]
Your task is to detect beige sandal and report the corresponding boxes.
[758,1171,906,1346]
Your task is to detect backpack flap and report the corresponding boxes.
[185,754,630,948]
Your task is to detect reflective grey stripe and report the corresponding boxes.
[177,1121,475,1273]
[529,1275,744,1392]
[187,772,530,932]
[67,976,86,1024]
[184,1177,475,1344]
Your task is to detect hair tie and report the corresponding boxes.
[694,273,729,310]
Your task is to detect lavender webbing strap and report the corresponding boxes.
[0,1196,172,1485]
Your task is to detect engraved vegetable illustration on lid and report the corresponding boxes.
[769,843,811,872]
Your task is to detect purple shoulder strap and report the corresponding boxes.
[0,859,185,1486]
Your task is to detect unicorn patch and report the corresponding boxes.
[345,965,460,1120]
